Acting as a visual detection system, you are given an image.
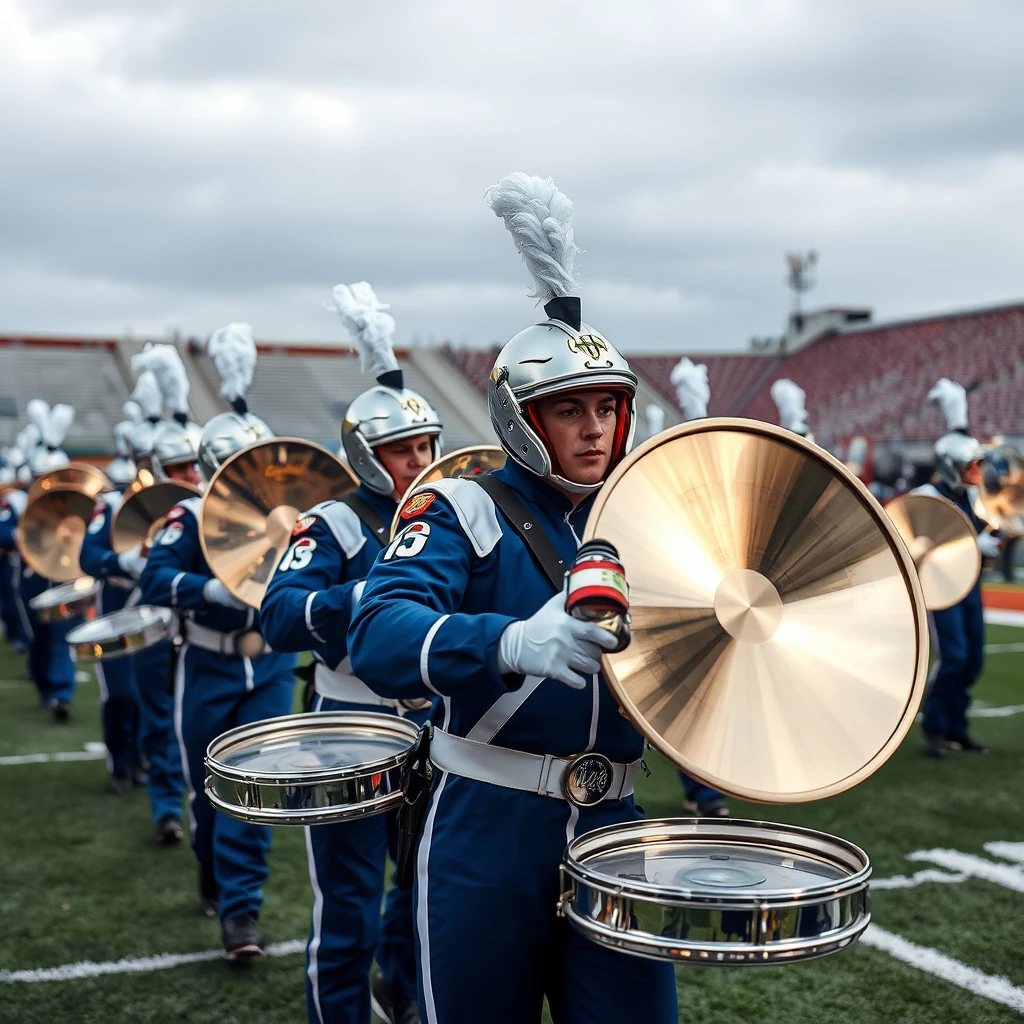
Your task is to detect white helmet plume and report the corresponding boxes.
[207,323,258,412]
[27,399,75,450]
[644,403,665,439]
[113,401,142,458]
[122,400,143,425]
[325,283,399,378]
[132,344,191,422]
[670,358,710,421]
[485,172,579,303]
[771,379,810,436]
[928,378,968,432]
[131,371,163,422]
[16,424,40,460]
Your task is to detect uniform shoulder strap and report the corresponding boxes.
[472,475,566,592]
[340,493,389,548]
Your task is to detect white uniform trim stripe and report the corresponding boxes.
[419,616,449,695]
[304,782,326,1024]
[171,572,185,607]
[304,592,326,644]
[243,657,254,693]
[172,642,197,843]
[416,771,449,1024]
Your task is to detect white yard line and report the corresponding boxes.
[984,609,1024,628]
[0,750,106,766]
[0,940,305,984]
[861,926,1024,1013]
[984,642,1024,653]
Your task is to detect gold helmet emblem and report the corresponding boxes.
[401,395,430,420]
[567,334,609,361]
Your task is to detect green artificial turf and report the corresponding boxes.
[0,627,1022,1023]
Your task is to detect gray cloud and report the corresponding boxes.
[2,0,1023,352]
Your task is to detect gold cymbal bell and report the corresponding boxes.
[200,438,358,608]
[584,418,929,805]
[389,445,507,538]
[17,486,97,582]
[111,480,201,554]
[885,493,980,610]
[27,463,111,504]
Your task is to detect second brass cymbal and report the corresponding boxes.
[390,445,507,538]
[17,486,97,582]
[27,463,111,504]
[111,480,201,553]
[885,493,980,610]
[200,438,358,608]
[584,418,929,805]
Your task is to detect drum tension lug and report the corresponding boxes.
[556,890,574,918]
[640,759,650,778]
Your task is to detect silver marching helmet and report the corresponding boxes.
[934,431,983,493]
[198,407,272,483]
[342,372,443,496]
[485,173,636,495]
[151,416,203,479]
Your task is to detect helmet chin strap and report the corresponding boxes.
[549,472,604,496]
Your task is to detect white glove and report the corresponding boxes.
[116,545,147,580]
[977,532,1000,558]
[202,577,247,610]
[497,591,618,690]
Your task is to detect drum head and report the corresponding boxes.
[29,577,99,622]
[67,605,174,661]
[560,818,870,965]
[584,419,929,804]
[205,712,420,826]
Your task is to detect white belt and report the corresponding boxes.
[314,660,399,708]
[429,729,639,806]
[184,620,270,657]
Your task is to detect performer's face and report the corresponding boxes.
[166,462,202,486]
[963,461,982,487]
[532,390,618,488]
[376,434,436,500]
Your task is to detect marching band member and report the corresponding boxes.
[18,401,79,722]
[349,174,678,1024]
[261,282,441,1024]
[915,378,995,758]
[139,327,296,958]
[124,369,188,843]
[79,402,146,795]
[0,441,33,655]
[770,378,814,443]
[671,357,730,818]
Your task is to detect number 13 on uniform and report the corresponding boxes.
[384,522,431,561]
[278,537,318,571]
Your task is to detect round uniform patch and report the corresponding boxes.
[87,511,106,535]
[165,506,186,521]
[292,514,318,536]
[400,492,436,519]
[158,523,184,546]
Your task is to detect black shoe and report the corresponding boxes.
[221,914,264,960]
[199,865,219,918]
[155,816,183,845]
[51,700,71,723]
[371,969,420,1024]
[923,732,948,758]
[110,773,133,796]
[684,796,730,818]
[947,734,990,754]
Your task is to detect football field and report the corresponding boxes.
[1,620,1022,1024]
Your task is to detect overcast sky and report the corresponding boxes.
[2,0,1022,352]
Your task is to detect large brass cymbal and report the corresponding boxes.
[111,480,201,554]
[978,444,1024,537]
[16,486,96,582]
[584,418,929,805]
[885,493,980,610]
[200,438,358,608]
[27,463,111,504]
[389,445,507,538]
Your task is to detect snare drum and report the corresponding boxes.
[29,577,99,623]
[67,605,176,662]
[558,818,870,965]
[205,711,420,827]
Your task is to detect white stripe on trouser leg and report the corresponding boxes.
[304,825,326,1024]
[94,661,114,774]
[172,643,197,841]
[416,772,449,1024]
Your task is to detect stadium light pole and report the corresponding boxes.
[784,250,818,350]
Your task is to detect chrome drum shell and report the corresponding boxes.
[67,606,176,662]
[558,818,871,965]
[204,711,420,827]
[30,577,99,622]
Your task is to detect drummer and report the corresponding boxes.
[124,368,189,842]
[139,326,296,959]
[261,282,441,1024]
[17,401,80,722]
[79,405,147,795]
[349,175,678,1024]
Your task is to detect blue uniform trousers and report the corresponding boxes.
[135,639,185,824]
[18,569,77,704]
[415,777,678,1024]
[679,770,722,807]
[94,583,138,777]
[923,581,985,738]
[0,551,25,645]
[305,694,423,1024]
[174,643,295,922]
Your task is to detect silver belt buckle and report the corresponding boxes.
[234,630,266,659]
[561,753,614,807]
